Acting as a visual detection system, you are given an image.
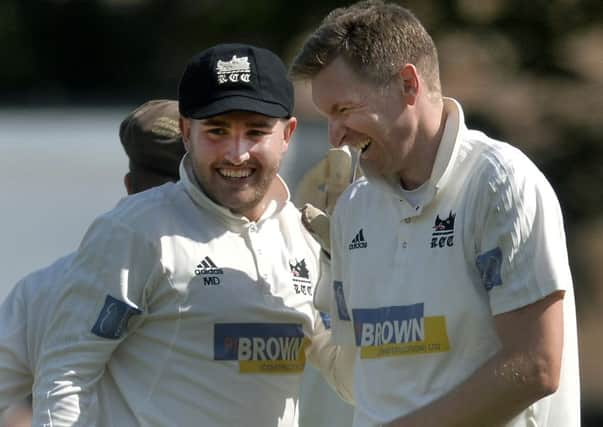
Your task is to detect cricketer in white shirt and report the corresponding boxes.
[29,153,352,426]
[328,98,580,427]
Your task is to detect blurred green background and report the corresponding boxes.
[1,0,602,423]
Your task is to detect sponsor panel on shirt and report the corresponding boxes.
[352,303,450,359]
[214,323,309,373]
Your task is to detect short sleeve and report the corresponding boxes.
[471,154,572,315]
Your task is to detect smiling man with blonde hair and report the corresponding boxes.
[291,1,580,426]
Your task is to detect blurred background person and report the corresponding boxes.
[0,99,185,427]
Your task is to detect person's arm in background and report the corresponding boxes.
[0,277,33,412]
[0,254,73,412]
[32,215,161,427]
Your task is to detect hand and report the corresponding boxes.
[294,146,362,252]
[301,203,331,253]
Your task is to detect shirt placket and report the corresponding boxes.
[246,222,271,291]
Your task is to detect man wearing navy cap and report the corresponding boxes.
[30,45,353,427]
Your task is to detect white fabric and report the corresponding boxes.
[299,363,354,427]
[398,180,429,209]
[300,251,355,427]
[30,154,353,427]
[329,98,580,427]
[0,254,73,411]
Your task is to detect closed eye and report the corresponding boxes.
[207,128,228,136]
[247,129,270,137]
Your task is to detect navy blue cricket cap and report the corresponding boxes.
[178,43,294,120]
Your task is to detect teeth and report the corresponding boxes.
[357,138,372,153]
[219,168,252,178]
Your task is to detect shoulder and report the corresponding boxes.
[68,183,187,257]
[111,182,181,222]
[337,177,371,205]
[14,253,75,299]
[96,182,190,236]
[462,132,554,199]
[459,132,563,241]
[333,177,384,219]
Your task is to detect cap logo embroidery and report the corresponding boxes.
[216,55,251,84]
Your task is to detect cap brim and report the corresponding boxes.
[185,95,290,119]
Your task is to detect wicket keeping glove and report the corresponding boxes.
[293,146,362,312]
[294,146,362,250]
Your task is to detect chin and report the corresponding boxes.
[224,198,259,213]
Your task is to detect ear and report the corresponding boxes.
[282,116,298,153]
[179,117,192,152]
[124,172,134,195]
[399,64,420,106]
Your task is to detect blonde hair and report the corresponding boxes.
[290,0,441,93]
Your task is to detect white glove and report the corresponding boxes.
[294,146,361,251]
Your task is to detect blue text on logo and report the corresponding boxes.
[352,303,424,347]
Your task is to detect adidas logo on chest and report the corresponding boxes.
[194,256,224,286]
[349,228,368,250]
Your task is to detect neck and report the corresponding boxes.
[399,98,446,190]
[239,175,288,222]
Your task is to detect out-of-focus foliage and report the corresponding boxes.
[1,0,348,102]
[2,0,602,299]
[2,0,601,291]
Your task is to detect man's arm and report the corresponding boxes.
[305,314,356,405]
[0,280,32,411]
[386,290,564,427]
[31,216,157,426]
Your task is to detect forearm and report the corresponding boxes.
[386,348,558,427]
[0,335,32,411]
[0,370,32,412]
[32,378,100,427]
[31,329,115,426]
[387,293,564,427]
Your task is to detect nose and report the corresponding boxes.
[328,119,345,148]
[224,136,251,165]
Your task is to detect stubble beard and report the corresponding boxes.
[197,160,281,217]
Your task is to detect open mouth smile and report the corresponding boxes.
[218,168,254,179]
[350,138,372,154]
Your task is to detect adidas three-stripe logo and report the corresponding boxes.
[348,229,368,250]
[194,256,224,275]
[199,256,217,269]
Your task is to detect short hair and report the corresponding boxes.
[290,0,441,93]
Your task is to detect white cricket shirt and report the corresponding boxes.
[329,98,580,427]
[32,154,352,427]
